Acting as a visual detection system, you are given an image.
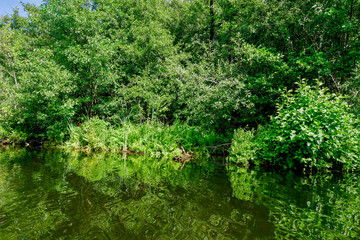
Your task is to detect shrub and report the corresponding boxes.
[0,121,28,145]
[124,121,181,158]
[258,82,360,170]
[172,41,292,132]
[0,125,7,139]
[228,127,260,165]
[67,117,114,150]
[168,120,226,153]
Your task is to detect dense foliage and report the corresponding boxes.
[230,83,360,170]
[0,0,359,168]
[260,83,359,170]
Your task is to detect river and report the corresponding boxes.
[0,149,359,239]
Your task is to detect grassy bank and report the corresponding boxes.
[2,83,358,171]
[66,117,228,159]
[0,118,228,159]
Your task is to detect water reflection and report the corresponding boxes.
[0,149,273,239]
[228,166,360,239]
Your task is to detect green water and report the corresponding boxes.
[0,149,359,239]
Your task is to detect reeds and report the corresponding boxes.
[66,117,226,158]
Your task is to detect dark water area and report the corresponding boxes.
[0,149,359,239]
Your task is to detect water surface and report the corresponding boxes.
[0,149,359,239]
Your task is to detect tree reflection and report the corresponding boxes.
[228,166,360,239]
[0,149,274,239]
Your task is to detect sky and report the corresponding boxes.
[0,0,43,17]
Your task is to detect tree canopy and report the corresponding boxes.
[0,0,359,146]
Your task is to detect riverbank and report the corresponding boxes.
[0,118,231,160]
[65,118,231,159]
[2,82,360,173]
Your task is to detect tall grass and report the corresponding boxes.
[66,117,226,158]
[228,127,260,166]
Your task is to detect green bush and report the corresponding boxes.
[124,122,181,158]
[258,82,360,170]
[168,120,225,153]
[67,117,114,151]
[228,127,259,166]
[7,130,28,144]
[0,126,28,145]
[0,125,8,139]
[347,64,360,118]
[171,41,291,132]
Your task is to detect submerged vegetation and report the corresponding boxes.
[0,0,359,170]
